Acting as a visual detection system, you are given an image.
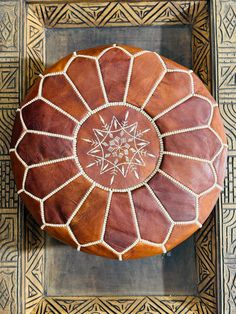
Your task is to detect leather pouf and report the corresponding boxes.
[10,44,227,260]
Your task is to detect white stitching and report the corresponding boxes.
[26,130,74,141]
[63,54,77,73]
[20,97,40,110]
[132,50,149,58]
[42,173,81,202]
[158,169,198,197]
[14,149,28,168]
[81,240,102,248]
[128,191,141,239]
[123,56,134,103]
[40,96,81,124]
[95,58,108,103]
[67,225,81,249]
[101,190,113,240]
[154,53,167,71]
[141,68,166,110]
[160,125,207,138]
[64,73,92,113]
[102,241,120,259]
[163,151,211,163]
[66,183,95,225]
[154,94,193,121]
[144,183,174,223]
[98,45,132,59]
[28,156,75,169]
[19,109,27,131]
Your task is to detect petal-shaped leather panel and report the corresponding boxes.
[213,147,227,186]
[163,128,222,160]
[165,224,198,251]
[149,172,196,221]
[161,155,215,194]
[10,111,23,149]
[104,192,137,252]
[156,96,211,133]
[127,52,165,107]
[42,75,88,121]
[44,175,91,224]
[99,48,130,102]
[10,151,25,190]
[123,242,163,260]
[25,159,78,199]
[132,186,171,242]
[22,100,76,136]
[70,187,108,244]
[145,71,192,117]
[44,226,78,248]
[67,57,105,109]
[17,133,73,165]
[198,187,221,224]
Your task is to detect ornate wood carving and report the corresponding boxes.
[0,0,235,313]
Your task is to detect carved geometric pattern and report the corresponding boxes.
[24,213,45,312]
[0,4,18,51]
[219,103,236,151]
[26,1,212,91]
[0,209,18,265]
[0,160,18,208]
[220,2,236,43]
[33,296,213,314]
[21,1,216,312]
[0,109,16,155]
[224,263,236,313]
[222,156,236,205]
[0,269,16,313]
[0,61,19,107]
[223,208,236,259]
[1,1,228,313]
[195,214,216,312]
[216,0,236,311]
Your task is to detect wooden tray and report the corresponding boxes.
[0,1,235,313]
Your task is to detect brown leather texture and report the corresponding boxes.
[10,44,227,260]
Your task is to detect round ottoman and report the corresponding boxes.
[10,44,227,260]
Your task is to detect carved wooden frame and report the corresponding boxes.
[0,0,235,313]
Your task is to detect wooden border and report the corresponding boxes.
[0,0,235,313]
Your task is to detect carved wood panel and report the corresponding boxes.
[0,0,235,313]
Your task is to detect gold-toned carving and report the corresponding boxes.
[0,4,18,51]
[216,0,236,310]
[0,109,16,155]
[23,2,216,313]
[0,160,18,208]
[3,0,236,313]
[220,1,236,43]
[0,209,18,266]
[0,269,16,313]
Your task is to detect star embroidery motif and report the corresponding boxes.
[83,111,155,185]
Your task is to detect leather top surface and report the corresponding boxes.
[10,44,227,260]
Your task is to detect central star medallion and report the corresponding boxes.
[83,111,155,185]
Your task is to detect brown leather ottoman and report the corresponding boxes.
[10,44,227,260]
